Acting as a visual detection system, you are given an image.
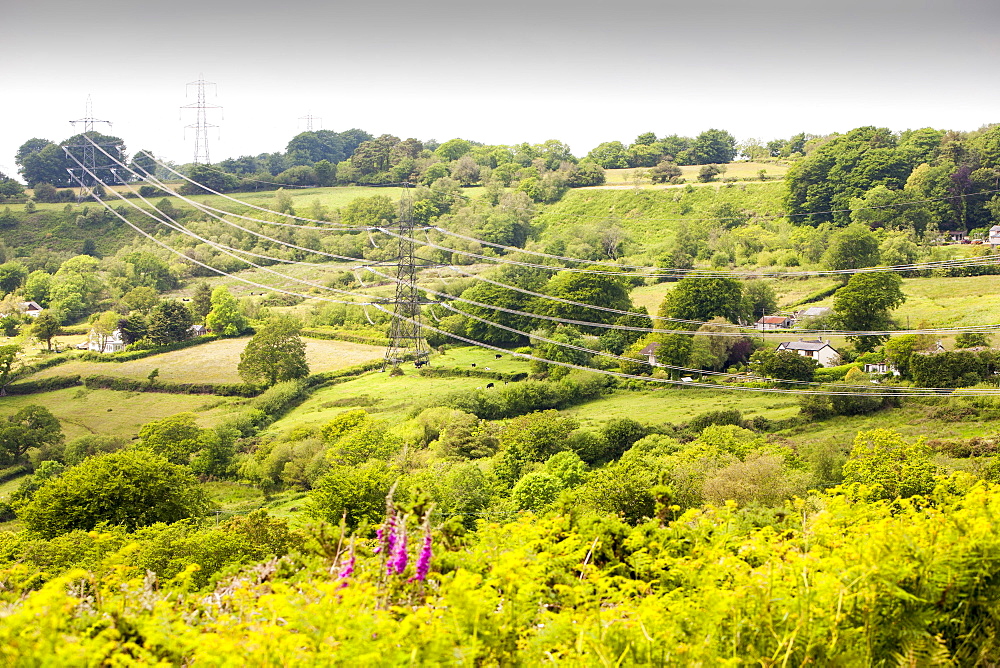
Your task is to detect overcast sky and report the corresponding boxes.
[2,0,999,176]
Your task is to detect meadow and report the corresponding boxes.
[0,387,236,442]
[22,337,384,385]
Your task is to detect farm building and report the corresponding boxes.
[776,337,841,368]
[755,315,792,330]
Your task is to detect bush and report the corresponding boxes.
[842,429,937,500]
[18,450,209,537]
[64,435,125,465]
[307,461,397,529]
[511,472,563,512]
[688,409,744,432]
[702,453,808,507]
[600,418,648,462]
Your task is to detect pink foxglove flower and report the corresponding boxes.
[376,510,397,556]
[337,540,355,585]
[388,519,408,575]
[411,524,432,582]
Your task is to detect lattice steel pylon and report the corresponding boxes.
[383,189,431,371]
[67,95,112,201]
[181,75,222,164]
[298,113,321,131]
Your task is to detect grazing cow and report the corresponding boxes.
[471,363,476,367]
[495,354,502,359]
[486,382,495,389]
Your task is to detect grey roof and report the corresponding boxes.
[799,306,831,318]
[639,342,660,355]
[777,339,835,352]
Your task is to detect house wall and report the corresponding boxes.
[814,347,841,368]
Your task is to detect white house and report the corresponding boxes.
[755,315,792,330]
[863,362,900,376]
[776,337,841,368]
[18,301,43,317]
[639,341,660,366]
[87,328,126,353]
[988,224,1000,247]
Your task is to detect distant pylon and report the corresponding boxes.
[383,188,431,371]
[299,113,322,131]
[181,75,222,164]
[67,95,112,201]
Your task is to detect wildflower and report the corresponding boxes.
[388,518,408,575]
[375,509,396,556]
[410,522,432,582]
[337,539,356,580]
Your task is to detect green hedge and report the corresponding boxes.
[418,367,528,383]
[81,374,259,396]
[6,374,82,395]
[444,372,613,419]
[787,284,840,309]
[12,354,73,380]
[0,464,30,485]
[300,329,389,347]
[911,349,1000,388]
[814,363,862,383]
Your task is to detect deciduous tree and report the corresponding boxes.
[833,272,905,352]
[238,316,309,386]
[0,405,62,464]
[205,285,248,336]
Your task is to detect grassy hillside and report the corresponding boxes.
[0,387,236,442]
[534,182,787,256]
[22,337,385,385]
[599,160,790,187]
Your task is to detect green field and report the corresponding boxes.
[268,371,485,434]
[25,337,385,385]
[0,388,237,442]
[565,386,800,427]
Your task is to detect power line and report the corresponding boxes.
[92,140,1000,338]
[69,158,1000,397]
[134,147,1000,279]
[91,139,1000,340]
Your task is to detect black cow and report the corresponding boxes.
[486,382,494,389]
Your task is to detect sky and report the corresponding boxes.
[2,0,1000,178]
